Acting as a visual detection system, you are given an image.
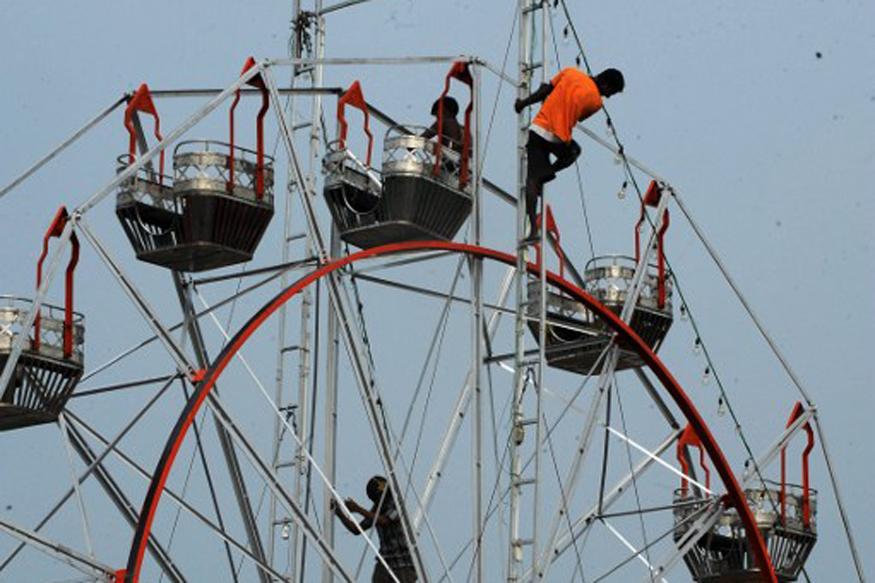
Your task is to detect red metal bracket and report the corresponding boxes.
[124,84,165,183]
[634,180,670,308]
[336,81,374,168]
[228,57,269,199]
[677,424,711,496]
[534,205,565,278]
[781,402,815,528]
[433,60,474,188]
[34,207,80,358]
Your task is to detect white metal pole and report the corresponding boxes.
[321,225,342,583]
[508,0,534,579]
[469,61,485,583]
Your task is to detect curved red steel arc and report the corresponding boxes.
[121,241,776,582]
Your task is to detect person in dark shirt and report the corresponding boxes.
[422,96,464,153]
[333,475,417,583]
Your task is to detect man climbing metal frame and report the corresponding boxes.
[515,67,625,241]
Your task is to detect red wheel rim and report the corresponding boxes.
[122,240,777,583]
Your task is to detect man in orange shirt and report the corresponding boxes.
[514,67,624,242]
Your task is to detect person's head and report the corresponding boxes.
[594,68,625,98]
[431,96,460,119]
[366,475,389,504]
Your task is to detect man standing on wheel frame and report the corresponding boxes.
[515,67,625,242]
[333,475,417,582]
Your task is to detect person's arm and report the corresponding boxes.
[420,121,438,140]
[333,498,374,534]
[352,502,396,528]
[514,82,553,113]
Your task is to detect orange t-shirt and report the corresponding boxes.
[532,68,603,143]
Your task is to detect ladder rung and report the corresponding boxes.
[275,460,295,469]
[518,417,538,427]
[514,477,536,487]
[514,537,535,547]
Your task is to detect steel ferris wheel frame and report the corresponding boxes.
[119,240,774,582]
[0,2,865,581]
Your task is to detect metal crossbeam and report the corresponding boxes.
[173,275,270,583]
[0,518,116,580]
[63,419,186,583]
[68,414,295,582]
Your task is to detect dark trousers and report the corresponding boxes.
[373,563,417,583]
[525,130,581,232]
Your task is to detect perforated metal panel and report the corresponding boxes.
[116,141,274,272]
[322,130,472,249]
[526,255,673,374]
[0,297,84,430]
[673,485,817,582]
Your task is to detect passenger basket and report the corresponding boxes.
[115,62,274,272]
[0,208,84,430]
[527,255,673,374]
[323,64,474,249]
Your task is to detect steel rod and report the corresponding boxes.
[193,286,402,583]
[470,61,486,583]
[352,250,456,274]
[56,414,96,559]
[192,256,317,285]
[68,414,294,582]
[205,395,356,583]
[520,430,680,580]
[268,55,471,67]
[77,218,194,376]
[148,87,343,98]
[0,519,116,580]
[63,418,187,583]
[322,226,342,583]
[0,95,127,200]
[270,3,303,568]
[294,8,325,577]
[508,1,534,577]
[534,356,613,582]
[81,262,292,383]
[0,377,174,573]
[601,520,667,583]
[174,275,269,583]
[71,373,182,399]
[409,275,515,532]
[813,414,867,582]
[318,0,376,15]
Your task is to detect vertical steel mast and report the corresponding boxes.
[470,62,485,583]
[269,1,323,578]
[508,1,548,581]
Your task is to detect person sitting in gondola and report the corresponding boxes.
[421,96,464,154]
[333,475,417,583]
[514,67,625,242]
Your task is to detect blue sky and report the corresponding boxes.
[0,1,873,580]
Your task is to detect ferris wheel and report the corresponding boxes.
[0,2,866,583]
